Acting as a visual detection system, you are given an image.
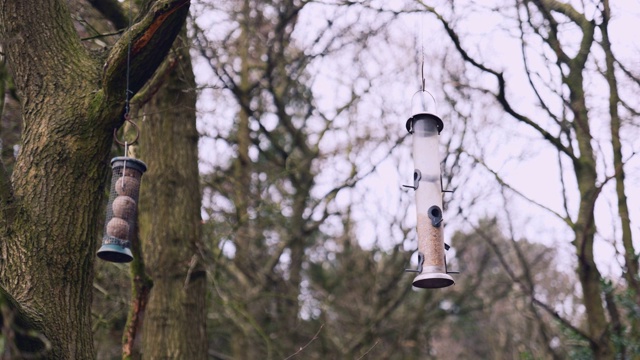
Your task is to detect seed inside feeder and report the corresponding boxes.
[106,217,130,239]
[112,195,136,219]
[115,176,140,197]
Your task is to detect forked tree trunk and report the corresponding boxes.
[567,59,614,360]
[0,1,189,358]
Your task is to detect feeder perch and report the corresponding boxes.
[405,91,454,289]
[98,156,147,263]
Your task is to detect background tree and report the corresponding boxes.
[193,0,421,357]
[430,217,576,360]
[190,0,583,358]
[2,0,635,358]
[134,29,208,359]
[73,1,209,358]
[416,0,640,358]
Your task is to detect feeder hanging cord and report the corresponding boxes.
[113,0,140,147]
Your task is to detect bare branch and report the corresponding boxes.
[466,152,574,227]
[557,148,572,221]
[616,60,640,88]
[529,0,571,65]
[283,324,324,360]
[418,2,577,161]
[308,133,409,219]
[533,0,594,68]
[130,49,180,108]
[516,3,562,126]
[356,340,380,360]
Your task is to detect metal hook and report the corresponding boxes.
[410,89,438,115]
[113,115,140,146]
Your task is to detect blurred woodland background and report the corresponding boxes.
[1,0,639,359]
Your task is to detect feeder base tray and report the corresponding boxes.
[413,272,454,289]
[97,244,133,263]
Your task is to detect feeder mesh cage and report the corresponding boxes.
[99,157,147,262]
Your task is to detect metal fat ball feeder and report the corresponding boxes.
[98,156,146,263]
[98,116,146,263]
[404,90,455,289]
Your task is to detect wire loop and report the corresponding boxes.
[113,115,140,146]
[410,89,438,115]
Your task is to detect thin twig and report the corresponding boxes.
[283,324,324,360]
[80,30,124,41]
[184,254,198,289]
[356,340,380,360]
[466,151,573,227]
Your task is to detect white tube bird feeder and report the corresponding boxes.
[405,91,454,289]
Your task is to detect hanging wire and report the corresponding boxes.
[408,10,434,116]
[421,48,425,92]
[420,10,426,92]
[114,0,140,147]
[124,0,133,117]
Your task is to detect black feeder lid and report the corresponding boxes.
[406,113,444,135]
[111,156,148,174]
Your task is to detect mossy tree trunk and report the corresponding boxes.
[600,0,640,308]
[0,1,189,358]
[136,31,207,359]
[532,2,612,357]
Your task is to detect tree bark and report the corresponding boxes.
[426,1,614,357]
[137,31,207,359]
[0,0,189,358]
[600,0,639,306]
[565,32,613,360]
[229,2,256,354]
